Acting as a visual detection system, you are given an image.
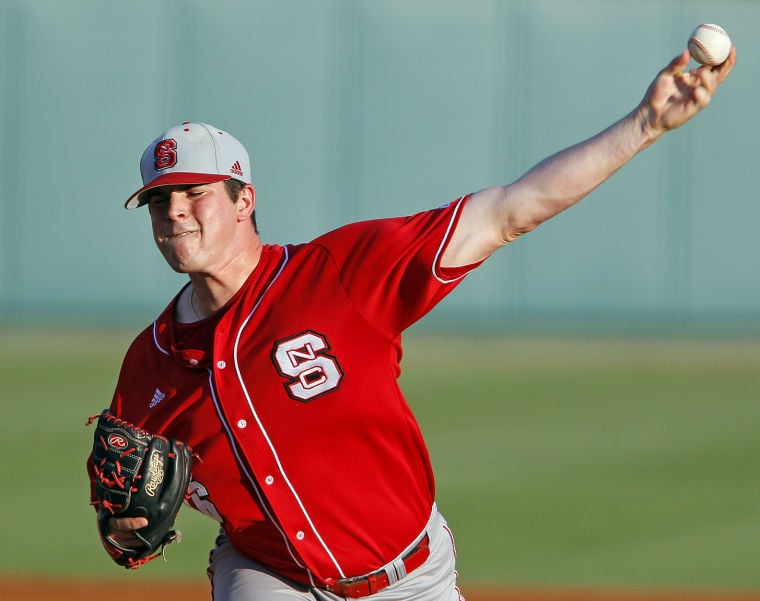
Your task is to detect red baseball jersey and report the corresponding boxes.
[91,195,480,586]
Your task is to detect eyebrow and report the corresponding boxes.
[141,185,200,205]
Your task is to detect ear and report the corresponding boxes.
[236,185,256,222]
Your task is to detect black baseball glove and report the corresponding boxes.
[89,409,194,569]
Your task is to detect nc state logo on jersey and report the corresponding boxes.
[154,139,178,171]
[272,330,343,402]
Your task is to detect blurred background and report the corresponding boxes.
[1,0,759,597]
[1,0,757,331]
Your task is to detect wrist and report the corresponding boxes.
[633,105,663,149]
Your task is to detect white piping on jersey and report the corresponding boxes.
[146,251,322,582]
[205,367,311,579]
[152,320,170,355]
[146,207,461,578]
[229,246,347,579]
[431,195,473,284]
[153,283,198,356]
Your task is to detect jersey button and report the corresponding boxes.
[296,531,305,540]
[217,360,227,369]
[265,475,274,485]
[237,419,247,429]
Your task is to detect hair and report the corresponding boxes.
[224,179,258,233]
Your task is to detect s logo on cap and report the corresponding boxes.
[154,139,178,171]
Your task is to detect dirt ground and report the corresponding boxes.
[3,579,760,601]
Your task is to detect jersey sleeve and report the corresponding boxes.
[309,195,482,335]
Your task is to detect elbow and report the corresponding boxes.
[493,185,543,244]
[500,212,541,244]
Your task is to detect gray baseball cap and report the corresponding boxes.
[125,122,252,209]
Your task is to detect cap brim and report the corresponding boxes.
[125,172,232,209]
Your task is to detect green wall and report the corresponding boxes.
[1,0,757,331]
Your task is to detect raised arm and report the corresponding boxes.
[442,48,736,268]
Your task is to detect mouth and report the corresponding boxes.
[162,229,198,241]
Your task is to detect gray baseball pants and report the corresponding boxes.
[208,507,465,601]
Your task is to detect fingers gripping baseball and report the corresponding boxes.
[639,47,736,137]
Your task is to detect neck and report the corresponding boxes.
[179,240,264,322]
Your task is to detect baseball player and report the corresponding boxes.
[89,48,734,600]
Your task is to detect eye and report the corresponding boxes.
[147,192,169,206]
[186,187,206,198]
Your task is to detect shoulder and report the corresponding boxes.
[308,197,469,250]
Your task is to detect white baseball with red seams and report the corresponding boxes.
[688,24,732,66]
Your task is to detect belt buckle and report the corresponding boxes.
[325,531,428,598]
[326,574,372,598]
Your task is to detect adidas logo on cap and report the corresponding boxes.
[230,160,244,177]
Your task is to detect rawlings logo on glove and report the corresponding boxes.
[145,451,166,497]
[88,409,194,569]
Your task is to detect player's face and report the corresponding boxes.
[147,181,242,274]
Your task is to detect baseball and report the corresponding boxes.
[688,23,732,66]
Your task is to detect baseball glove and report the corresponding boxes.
[88,409,194,569]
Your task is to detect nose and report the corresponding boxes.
[166,191,190,220]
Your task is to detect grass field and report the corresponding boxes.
[2,327,759,593]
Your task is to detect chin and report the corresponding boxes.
[160,253,191,274]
